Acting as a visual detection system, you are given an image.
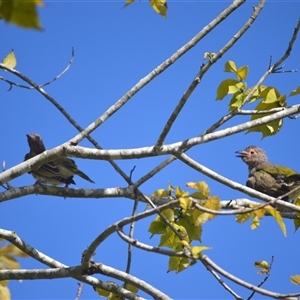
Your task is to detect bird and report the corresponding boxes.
[24,133,94,186]
[236,145,300,201]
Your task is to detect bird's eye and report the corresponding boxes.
[250,150,254,154]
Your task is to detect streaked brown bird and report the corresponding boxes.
[236,145,300,201]
[24,133,94,186]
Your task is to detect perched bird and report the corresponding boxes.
[24,133,94,186]
[236,145,300,201]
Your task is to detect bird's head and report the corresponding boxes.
[235,146,268,167]
[26,133,46,154]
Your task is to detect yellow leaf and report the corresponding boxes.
[172,224,189,242]
[216,79,244,100]
[122,283,138,294]
[263,88,278,103]
[0,244,29,257]
[168,256,190,273]
[150,0,167,18]
[236,212,252,223]
[290,274,300,285]
[251,215,260,230]
[0,254,20,270]
[160,226,181,248]
[160,208,174,222]
[247,100,285,138]
[177,239,190,249]
[224,60,237,73]
[187,181,210,199]
[191,246,210,258]
[254,260,269,270]
[148,220,167,235]
[176,215,202,242]
[289,86,300,97]
[246,85,268,103]
[175,186,188,198]
[153,188,169,198]
[178,197,192,214]
[0,284,10,300]
[124,0,135,7]
[229,92,245,110]
[265,206,287,236]
[253,207,266,219]
[236,66,248,81]
[192,209,209,226]
[94,286,110,297]
[0,0,43,29]
[203,196,221,220]
[1,50,17,69]
[258,86,280,102]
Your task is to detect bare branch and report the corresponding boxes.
[272,17,300,71]
[203,264,243,300]
[201,255,300,299]
[154,0,264,149]
[81,201,177,269]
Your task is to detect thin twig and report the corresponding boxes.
[203,264,243,300]
[75,283,84,300]
[200,255,298,299]
[0,48,75,90]
[247,256,274,300]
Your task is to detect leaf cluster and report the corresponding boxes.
[216,61,300,138]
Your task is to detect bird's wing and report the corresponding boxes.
[247,170,290,200]
[255,162,297,180]
[36,162,75,184]
[55,158,95,183]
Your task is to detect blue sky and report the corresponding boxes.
[1,1,300,299]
